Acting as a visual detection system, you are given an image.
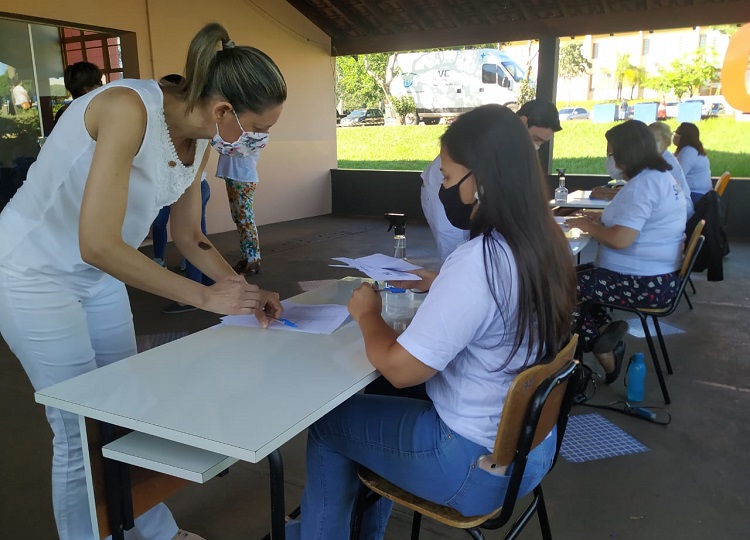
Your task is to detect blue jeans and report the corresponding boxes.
[287,394,556,540]
[151,180,213,285]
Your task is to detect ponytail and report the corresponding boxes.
[179,23,287,114]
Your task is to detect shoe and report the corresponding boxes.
[171,530,207,540]
[153,257,165,267]
[605,340,626,385]
[592,320,629,354]
[179,258,187,272]
[162,302,197,314]
[234,260,261,275]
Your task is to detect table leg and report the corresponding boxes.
[79,416,102,540]
[268,449,285,540]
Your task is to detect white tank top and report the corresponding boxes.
[0,79,208,283]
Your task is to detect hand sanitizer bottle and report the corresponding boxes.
[554,168,568,204]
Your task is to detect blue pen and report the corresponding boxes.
[372,281,406,294]
[268,316,298,328]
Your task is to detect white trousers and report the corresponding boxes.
[0,269,178,540]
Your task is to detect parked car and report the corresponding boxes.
[339,108,385,127]
[682,98,727,118]
[664,102,680,118]
[558,107,589,121]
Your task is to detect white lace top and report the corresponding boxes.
[0,79,208,282]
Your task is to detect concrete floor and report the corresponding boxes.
[1,215,749,539]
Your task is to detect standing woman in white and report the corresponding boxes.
[0,23,286,540]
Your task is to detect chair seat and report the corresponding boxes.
[358,467,501,529]
[637,307,670,315]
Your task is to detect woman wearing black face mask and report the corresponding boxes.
[438,171,475,230]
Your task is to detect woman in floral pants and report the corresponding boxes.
[217,154,262,274]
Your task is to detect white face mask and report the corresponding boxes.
[605,155,624,180]
[210,110,269,157]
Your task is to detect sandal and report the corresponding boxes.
[605,339,626,385]
[234,260,261,275]
[593,320,629,354]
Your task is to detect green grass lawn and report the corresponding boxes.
[337,116,750,177]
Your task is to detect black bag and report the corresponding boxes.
[573,363,596,404]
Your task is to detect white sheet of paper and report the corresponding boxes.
[330,253,422,281]
[220,301,350,334]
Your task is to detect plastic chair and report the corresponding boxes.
[351,336,581,540]
[585,221,705,405]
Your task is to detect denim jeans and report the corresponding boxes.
[0,270,178,540]
[287,393,556,540]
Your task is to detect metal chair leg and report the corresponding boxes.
[683,289,694,310]
[535,486,553,540]
[410,512,422,540]
[688,277,696,295]
[652,317,673,375]
[638,313,670,404]
[465,527,485,539]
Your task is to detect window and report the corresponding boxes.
[592,43,599,59]
[60,28,123,83]
[642,38,650,56]
[481,64,498,84]
[698,34,707,49]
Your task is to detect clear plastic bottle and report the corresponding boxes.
[554,168,568,204]
[385,213,407,259]
[626,352,646,403]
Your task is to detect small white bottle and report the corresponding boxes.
[554,168,568,204]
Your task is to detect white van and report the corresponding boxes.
[389,49,526,124]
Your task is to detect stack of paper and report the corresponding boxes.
[221,301,350,334]
[330,253,422,281]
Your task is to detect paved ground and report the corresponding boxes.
[2,215,749,539]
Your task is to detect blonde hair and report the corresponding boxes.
[178,23,287,113]
[648,121,672,154]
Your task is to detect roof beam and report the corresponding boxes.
[331,1,750,55]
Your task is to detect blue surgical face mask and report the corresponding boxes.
[210,110,269,157]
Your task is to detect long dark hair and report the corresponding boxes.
[177,23,287,114]
[440,104,575,369]
[675,122,706,156]
[606,120,670,179]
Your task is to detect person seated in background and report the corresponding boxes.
[420,99,561,261]
[285,104,575,540]
[649,121,694,219]
[674,122,712,205]
[567,120,686,384]
[53,61,103,125]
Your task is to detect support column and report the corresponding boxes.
[537,36,560,174]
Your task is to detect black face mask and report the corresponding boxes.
[438,171,474,230]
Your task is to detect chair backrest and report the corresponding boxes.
[714,171,731,196]
[680,219,705,279]
[492,335,579,466]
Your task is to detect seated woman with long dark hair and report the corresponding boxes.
[285,104,576,540]
[674,122,712,204]
[568,120,687,383]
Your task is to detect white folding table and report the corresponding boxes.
[35,277,423,540]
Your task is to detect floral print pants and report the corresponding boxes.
[573,263,680,352]
[224,179,260,262]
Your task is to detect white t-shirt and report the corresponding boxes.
[662,150,693,219]
[420,156,469,261]
[596,168,685,276]
[215,153,259,183]
[397,232,533,450]
[676,146,712,196]
[0,79,208,282]
[11,84,30,107]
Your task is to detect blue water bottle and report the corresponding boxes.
[626,353,646,403]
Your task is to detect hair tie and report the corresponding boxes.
[223,39,235,50]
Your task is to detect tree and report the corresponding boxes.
[390,95,416,124]
[644,50,719,99]
[558,43,591,105]
[363,53,399,119]
[623,65,647,99]
[335,56,381,113]
[614,53,632,100]
[516,40,537,107]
